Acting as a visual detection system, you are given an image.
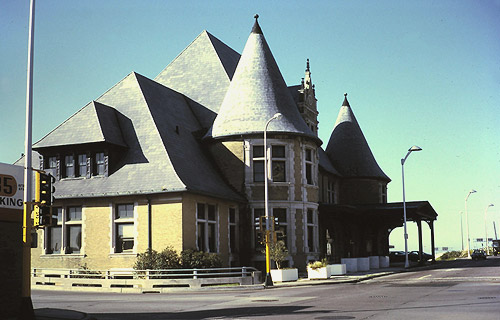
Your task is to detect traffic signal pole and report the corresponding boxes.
[20,0,36,319]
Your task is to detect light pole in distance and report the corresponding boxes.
[465,189,477,258]
[401,145,422,268]
[484,204,494,255]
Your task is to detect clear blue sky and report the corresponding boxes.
[2,0,499,253]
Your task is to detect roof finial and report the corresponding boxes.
[306,58,310,72]
[344,92,347,97]
[342,93,350,107]
[252,14,263,34]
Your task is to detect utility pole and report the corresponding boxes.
[20,0,36,319]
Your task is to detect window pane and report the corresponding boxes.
[116,223,134,253]
[53,207,62,224]
[307,209,313,223]
[48,157,57,169]
[67,207,82,221]
[96,153,105,175]
[273,208,287,222]
[308,225,314,252]
[197,222,206,251]
[272,145,285,158]
[306,163,312,184]
[229,225,236,253]
[208,222,216,252]
[306,149,312,161]
[197,203,205,220]
[253,160,264,182]
[116,204,133,219]
[67,225,81,254]
[253,145,264,158]
[65,155,74,177]
[207,205,216,221]
[78,154,87,177]
[229,208,236,223]
[49,226,62,254]
[272,160,286,182]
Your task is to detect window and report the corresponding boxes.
[253,146,264,182]
[306,209,317,252]
[45,206,82,255]
[96,152,106,176]
[115,204,134,253]
[305,148,314,185]
[78,154,87,177]
[66,207,82,254]
[327,180,335,204]
[228,208,238,254]
[271,146,286,182]
[48,156,57,170]
[196,203,218,252]
[380,184,387,203]
[64,155,75,178]
[46,207,62,254]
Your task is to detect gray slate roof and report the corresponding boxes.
[206,18,319,143]
[154,30,240,129]
[37,72,243,201]
[33,101,127,149]
[325,94,390,181]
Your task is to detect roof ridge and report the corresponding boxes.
[154,30,210,80]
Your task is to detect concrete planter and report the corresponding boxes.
[307,266,331,279]
[327,264,346,275]
[379,256,390,268]
[270,268,298,282]
[369,256,380,269]
[341,258,358,273]
[357,257,370,271]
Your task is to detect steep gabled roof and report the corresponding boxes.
[206,17,319,144]
[154,30,240,128]
[49,72,242,201]
[33,101,127,149]
[325,94,390,181]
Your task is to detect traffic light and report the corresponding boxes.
[34,171,56,228]
[38,172,55,206]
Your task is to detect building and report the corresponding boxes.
[30,16,437,272]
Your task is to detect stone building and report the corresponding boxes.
[29,16,437,272]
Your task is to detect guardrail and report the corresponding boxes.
[32,267,262,293]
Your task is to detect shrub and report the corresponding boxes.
[437,250,467,261]
[307,258,328,270]
[157,247,181,269]
[134,248,160,270]
[180,249,222,269]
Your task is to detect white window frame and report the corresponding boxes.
[196,203,219,253]
[112,203,136,254]
[44,206,83,255]
[305,208,318,253]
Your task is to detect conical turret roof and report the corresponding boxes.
[206,15,318,143]
[325,94,390,181]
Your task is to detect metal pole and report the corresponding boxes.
[21,0,36,318]
[401,158,409,268]
[460,212,464,251]
[485,204,494,255]
[263,113,281,287]
[465,190,476,259]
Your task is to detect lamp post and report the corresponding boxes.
[465,189,477,258]
[484,204,494,255]
[401,145,422,268]
[460,212,464,251]
[264,112,282,286]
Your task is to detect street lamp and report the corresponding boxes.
[460,212,464,251]
[264,112,282,286]
[484,204,494,255]
[465,189,477,259]
[401,145,422,268]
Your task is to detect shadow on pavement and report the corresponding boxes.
[89,306,334,320]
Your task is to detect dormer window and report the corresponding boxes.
[96,152,106,176]
[64,155,75,178]
[78,154,87,177]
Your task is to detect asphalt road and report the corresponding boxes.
[32,257,500,320]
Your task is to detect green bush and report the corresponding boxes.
[135,248,222,270]
[180,249,222,269]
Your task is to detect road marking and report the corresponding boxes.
[417,275,432,280]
